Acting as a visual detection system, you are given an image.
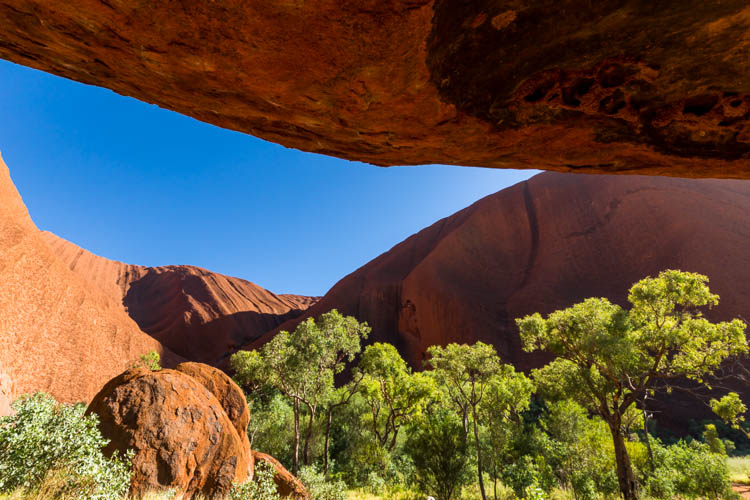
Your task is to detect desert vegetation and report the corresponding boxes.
[2,271,750,500]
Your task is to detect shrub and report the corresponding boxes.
[133,351,161,371]
[229,459,280,500]
[297,466,347,500]
[0,393,132,500]
[645,440,736,499]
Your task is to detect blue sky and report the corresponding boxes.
[0,60,538,296]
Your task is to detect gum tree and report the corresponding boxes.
[231,309,370,474]
[517,270,747,500]
[427,342,522,500]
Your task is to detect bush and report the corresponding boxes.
[133,351,161,371]
[404,410,472,500]
[0,393,132,500]
[297,466,347,500]
[645,440,736,499]
[229,459,280,500]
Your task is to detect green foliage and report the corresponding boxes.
[703,424,727,455]
[404,409,472,500]
[357,343,435,452]
[518,270,747,499]
[0,393,132,500]
[297,466,347,500]
[229,459,281,500]
[644,440,736,499]
[232,309,370,473]
[133,350,161,371]
[712,392,748,431]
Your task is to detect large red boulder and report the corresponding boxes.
[175,362,253,475]
[87,366,250,498]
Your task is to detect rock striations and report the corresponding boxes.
[250,172,750,422]
[2,2,750,176]
[0,153,181,411]
[41,231,317,365]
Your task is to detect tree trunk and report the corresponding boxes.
[609,418,638,500]
[303,405,316,466]
[472,407,488,500]
[642,407,655,472]
[293,398,300,476]
[324,408,333,475]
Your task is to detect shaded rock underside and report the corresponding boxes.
[1,1,750,176]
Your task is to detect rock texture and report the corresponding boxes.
[87,366,250,498]
[175,361,252,463]
[252,451,309,500]
[0,153,180,408]
[2,2,750,176]
[41,232,316,365]
[251,172,750,424]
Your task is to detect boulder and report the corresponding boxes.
[175,361,253,474]
[87,366,250,498]
[252,451,309,500]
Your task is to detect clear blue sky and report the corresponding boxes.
[0,60,539,296]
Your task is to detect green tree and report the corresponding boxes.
[427,342,506,500]
[232,309,370,474]
[480,364,535,499]
[517,270,747,500]
[357,342,435,452]
[405,409,472,500]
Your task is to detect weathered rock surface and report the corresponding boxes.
[87,366,250,499]
[175,362,251,456]
[252,172,750,424]
[2,2,750,176]
[0,153,181,407]
[252,451,309,500]
[42,232,317,365]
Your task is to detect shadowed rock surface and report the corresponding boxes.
[0,154,181,410]
[250,172,750,425]
[87,366,250,499]
[2,2,750,176]
[42,232,317,365]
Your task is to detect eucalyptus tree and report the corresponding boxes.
[357,342,435,452]
[427,342,527,500]
[517,270,747,500]
[231,309,370,474]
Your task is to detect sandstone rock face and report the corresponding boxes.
[0,153,181,406]
[175,362,251,456]
[252,451,309,500]
[254,172,750,424]
[2,2,750,176]
[42,232,317,365]
[87,366,250,499]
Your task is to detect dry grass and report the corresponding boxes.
[729,456,750,485]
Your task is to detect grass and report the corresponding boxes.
[729,456,750,485]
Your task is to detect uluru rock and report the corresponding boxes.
[87,366,250,498]
[251,172,750,424]
[41,232,317,365]
[252,451,309,500]
[2,2,750,176]
[0,153,181,406]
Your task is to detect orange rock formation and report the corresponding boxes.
[1,2,750,176]
[41,232,316,365]
[0,153,181,411]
